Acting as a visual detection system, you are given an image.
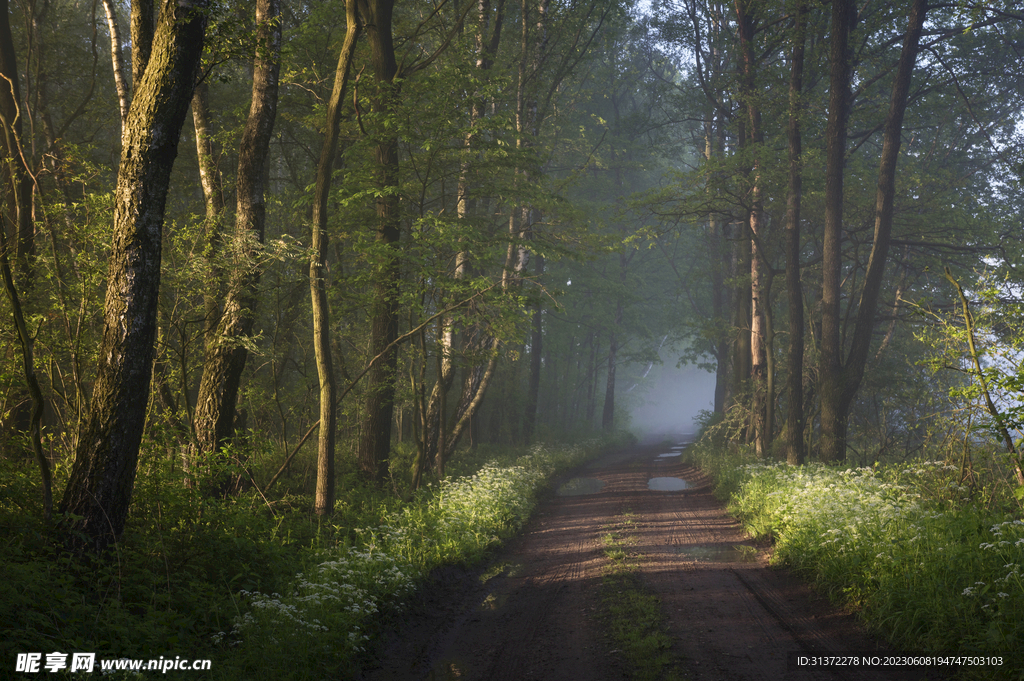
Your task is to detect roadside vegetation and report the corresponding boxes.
[0,433,628,679]
[600,510,687,681]
[688,442,1023,678]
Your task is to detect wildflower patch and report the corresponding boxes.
[223,437,614,678]
[707,456,1023,671]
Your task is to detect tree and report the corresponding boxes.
[783,0,807,465]
[58,0,209,551]
[190,0,282,494]
[355,0,401,483]
[818,0,926,461]
[309,0,359,513]
[1,0,50,515]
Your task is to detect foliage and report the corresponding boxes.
[913,269,1024,492]
[688,442,1024,677]
[220,434,626,678]
[0,434,626,679]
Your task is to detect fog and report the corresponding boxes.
[624,353,716,442]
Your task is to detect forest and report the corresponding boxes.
[2,0,1024,676]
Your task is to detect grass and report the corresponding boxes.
[687,443,1024,679]
[598,511,688,681]
[0,432,633,680]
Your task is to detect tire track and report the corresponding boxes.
[363,443,934,681]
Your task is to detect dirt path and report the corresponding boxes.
[361,442,944,681]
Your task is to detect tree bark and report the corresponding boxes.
[818,0,857,462]
[819,0,926,461]
[784,2,806,466]
[310,0,359,513]
[190,81,225,342]
[356,0,401,483]
[59,0,209,552]
[130,0,154,88]
[190,0,281,495]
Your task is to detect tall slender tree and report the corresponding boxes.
[355,0,401,483]
[819,0,926,461]
[190,0,282,493]
[783,0,807,465]
[310,0,359,513]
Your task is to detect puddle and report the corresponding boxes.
[656,453,681,459]
[673,544,759,563]
[557,477,606,496]
[647,477,693,491]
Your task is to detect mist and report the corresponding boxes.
[624,355,716,442]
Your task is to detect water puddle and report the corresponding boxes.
[672,544,759,563]
[557,477,606,496]
[647,477,693,491]
[656,453,681,459]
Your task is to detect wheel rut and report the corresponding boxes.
[360,442,945,681]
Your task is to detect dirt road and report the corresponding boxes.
[362,442,943,681]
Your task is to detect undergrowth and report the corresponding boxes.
[599,511,687,681]
[688,443,1023,679]
[0,432,631,680]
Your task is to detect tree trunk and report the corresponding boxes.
[818,0,857,462]
[735,0,772,454]
[784,1,807,466]
[100,0,130,126]
[601,330,618,431]
[729,219,751,418]
[710,216,729,415]
[601,300,621,431]
[523,256,544,442]
[58,0,209,552]
[820,0,926,461]
[310,0,359,513]
[190,81,225,341]
[356,0,400,483]
[190,0,281,495]
[585,334,597,425]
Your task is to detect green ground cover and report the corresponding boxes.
[688,444,1023,679]
[599,511,687,681]
[1,433,629,679]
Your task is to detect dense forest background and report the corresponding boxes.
[3,0,1024,675]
